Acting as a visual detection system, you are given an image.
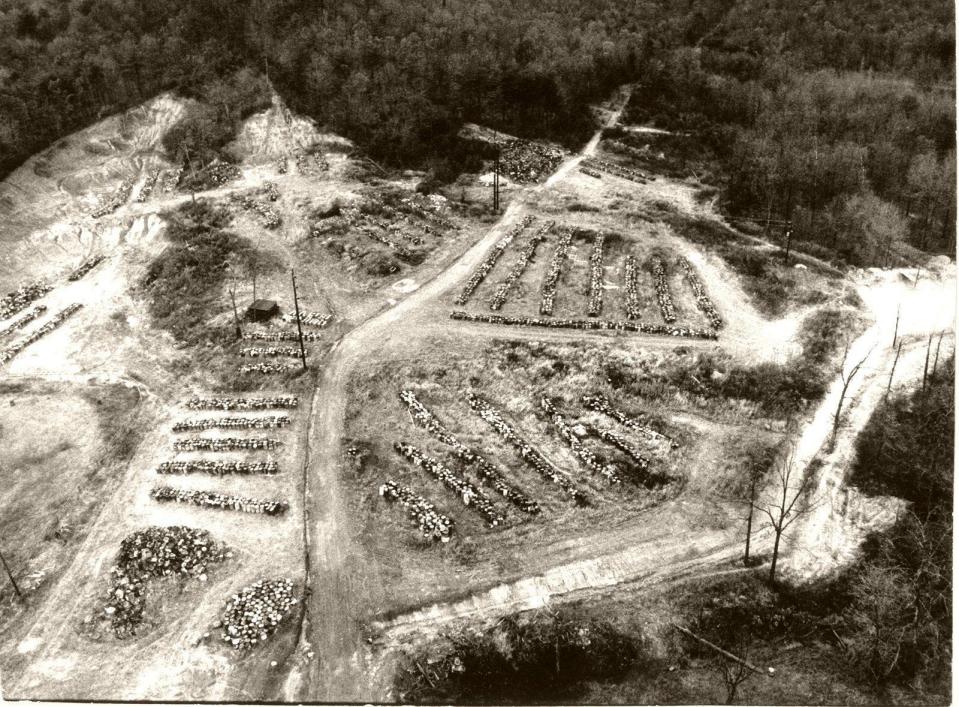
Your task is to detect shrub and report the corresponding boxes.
[140,201,279,343]
[397,609,640,702]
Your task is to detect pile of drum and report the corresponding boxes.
[651,256,676,323]
[0,305,46,339]
[157,460,280,476]
[586,234,606,317]
[0,282,52,320]
[489,224,549,311]
[151,486,289,515]
[186,396,299,411]
[281,312,332,328]
[0,303,83,365]
[243,330,324,342]
[399,390,540,515]
[455,216,535,305]
[379,480,454,542]
[678,257,723,330]
[105,526,227,637]
[240,347,302,358]
[91,181,133,218]
[500,140,564,183]
[448,310,717,340]
[239,362,300,374]
[218,578,297,650]
[540,397,621,484]
[68,255,106,281]
[623,255,642,319]
[172,416,291,432]
[173,437,280,452]
[467,392,586,505]
[540,228,572,316]
[394,442,505,527]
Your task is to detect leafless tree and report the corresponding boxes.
[831,340,873,446]
[714,635,754,703]
[756,445,815,583]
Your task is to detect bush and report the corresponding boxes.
[397,609,640,703]
[140,201,279,343]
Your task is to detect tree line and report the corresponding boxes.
[0,0,954,263]
[627,0,955,264]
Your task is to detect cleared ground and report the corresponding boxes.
[0,84,952,704]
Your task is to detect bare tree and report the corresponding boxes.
[831,340,872,446]
[756,446,815,583]
[714,636,754,703]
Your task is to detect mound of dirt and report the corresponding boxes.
[227,94,351,164]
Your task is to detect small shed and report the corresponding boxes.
[246,299,279,322]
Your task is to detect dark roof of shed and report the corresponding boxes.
[249,299,279,311]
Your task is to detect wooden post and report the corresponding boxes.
[782,224,792,265]
[0,546,23,603]
[290,269,308,371]
[493,147,501,213]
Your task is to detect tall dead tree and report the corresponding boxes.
[756,446,814,583]
[831,341,873,446]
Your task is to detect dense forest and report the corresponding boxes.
[0,0,954,260]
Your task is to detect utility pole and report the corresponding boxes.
[0,546,23,603]
[493,145,501,213]
[228,276,242,340]
[290,269,308,371]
